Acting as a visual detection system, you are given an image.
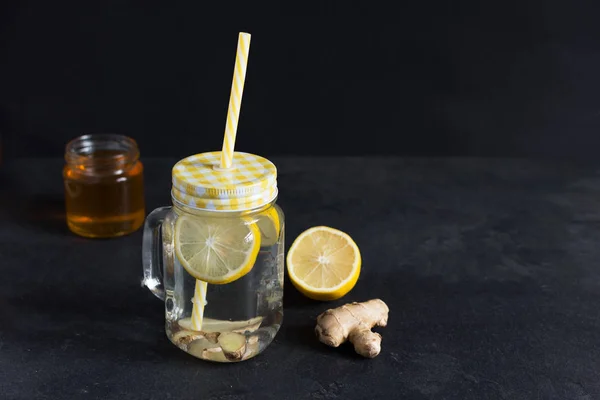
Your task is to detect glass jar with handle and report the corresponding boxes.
[142,151,284,362]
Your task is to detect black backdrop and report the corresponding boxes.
[2,1,600,158]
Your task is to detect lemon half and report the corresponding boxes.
[286,226,361,301]
[174,216,261,284]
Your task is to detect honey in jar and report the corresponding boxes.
[63,134,145,238]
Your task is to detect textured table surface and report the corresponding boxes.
[1,157,600,400]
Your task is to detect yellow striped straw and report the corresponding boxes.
[189,32,252,331]
[220,32,251,169]
[191,280,208,331]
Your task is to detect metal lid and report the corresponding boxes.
[171,151,277,211]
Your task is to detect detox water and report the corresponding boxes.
[161,207,284,362]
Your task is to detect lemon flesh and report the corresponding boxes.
[174,216,261,284]
[254,207,281,247]
[287,226,361,301]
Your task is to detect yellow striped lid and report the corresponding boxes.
[171,151,277,211]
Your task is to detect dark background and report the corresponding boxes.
[2,1,600,158]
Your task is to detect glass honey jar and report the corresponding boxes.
[63,134,145,238]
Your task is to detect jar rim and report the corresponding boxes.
[65,133,140,168]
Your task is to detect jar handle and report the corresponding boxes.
[141,206,171,301]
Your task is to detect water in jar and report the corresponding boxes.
[162,206,284,362]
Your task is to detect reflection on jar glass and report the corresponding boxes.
[63,134,145,238]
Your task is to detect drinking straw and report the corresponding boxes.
[220,32,251,169]
[191,280,208,331]
[190,32,252,332]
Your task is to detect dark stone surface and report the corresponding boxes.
[2,157,600,399]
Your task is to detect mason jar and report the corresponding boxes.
[142,151,284,362]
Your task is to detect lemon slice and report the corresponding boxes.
[174,216,261,284]
[254,207,281,247]
[286,226,361,301]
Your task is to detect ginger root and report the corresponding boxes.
[315,299,389,358]
[240,336,260,361]
[218,332,247,361]
[188,336,220,358]
[201,347,229,362]
[178,316,263,334]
